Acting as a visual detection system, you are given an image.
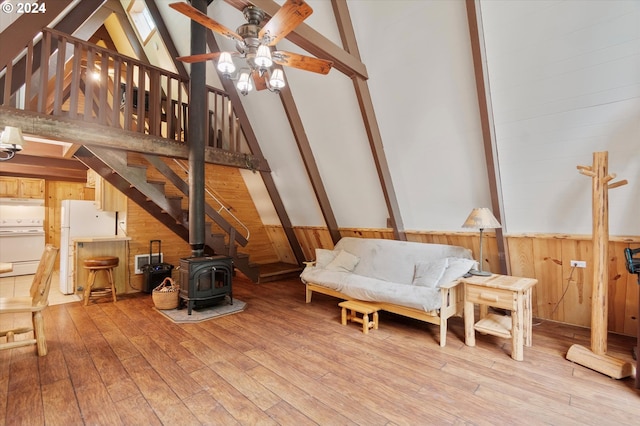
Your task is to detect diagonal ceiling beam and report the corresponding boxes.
[278,85,341,245]
[331,0,405,240]
[0,0,74,68]
[224,0,367,79]
[465,0,509,275]
[204,30,307,264]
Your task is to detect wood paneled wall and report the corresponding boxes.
[291,226,640,337]
[124,154,280,284]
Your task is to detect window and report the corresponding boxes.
[128,0,156,44]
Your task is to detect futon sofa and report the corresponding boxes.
[300,237,476,346]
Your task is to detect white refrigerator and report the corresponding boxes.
[59,200,117,294]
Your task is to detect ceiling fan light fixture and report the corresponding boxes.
[269,68,286,90]
[254,45,273,68]
[236,70,253,95]
[217,52,236,75]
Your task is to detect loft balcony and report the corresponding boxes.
[0,28,252,159]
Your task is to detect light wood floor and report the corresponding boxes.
[1,275,639,425]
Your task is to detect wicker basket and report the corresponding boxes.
[152,277,180,310]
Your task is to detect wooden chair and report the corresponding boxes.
[0,244,59,356]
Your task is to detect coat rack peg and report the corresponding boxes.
[576,165,595,177]
[608,179,628,190]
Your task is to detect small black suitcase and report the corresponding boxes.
[141,240,174,293]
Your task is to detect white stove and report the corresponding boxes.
[0,218,45,277]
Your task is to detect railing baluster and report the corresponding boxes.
[3,61,12,106]
[84,47,95,122]
[37,31,51,114]
[124,60,133,131]
[111,57,121,128]
[98,51,108,125]
[53,35,66,115]
[24,40,34,108]
[69,42,81,119]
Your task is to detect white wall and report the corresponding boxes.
[348,0,492,231]
[480,0,640,235]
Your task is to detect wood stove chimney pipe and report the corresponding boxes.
[188,0,207,257]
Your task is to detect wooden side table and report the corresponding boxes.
[462,274,537,361]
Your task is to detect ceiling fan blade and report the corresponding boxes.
[252,70,268,91]
[169,2,243,42]
[272,51,332,75]
[259,0,313,46]
[176,52,222,63]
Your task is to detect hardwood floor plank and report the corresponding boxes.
[129,333,203,400]
[113,393,162,426]
[5,387,44,425]
[41,379,83,425]
[182,390,241,425]
[189,366,278,425]
[245,364,357,425]
[264,400,317,426]
[209,359,281,411]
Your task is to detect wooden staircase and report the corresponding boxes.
[74,146,263,282]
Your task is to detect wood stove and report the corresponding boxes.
[179,255,232,315]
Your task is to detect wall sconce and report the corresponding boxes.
[0,126,26,161]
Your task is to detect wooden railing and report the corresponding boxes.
[0,28,247,152]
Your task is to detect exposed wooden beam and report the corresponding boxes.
[331,0,405,241]
[0,155,88,181]
[465,0,509,275]
[0,0,74,68]
[0,0,107,99]
[224,0,367,79]
[205,31,307,264]
[278,86,341,244]
[0,106,269,171]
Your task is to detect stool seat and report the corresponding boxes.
[84,256,119,268]
[83,256,119,305]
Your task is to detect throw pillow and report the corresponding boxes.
[325,250,360,272]
[412,258,449,288]
[315,248,338,269]
[437,257,476,286]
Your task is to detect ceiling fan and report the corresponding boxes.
[169,0,333,95]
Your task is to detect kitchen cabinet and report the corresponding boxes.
[88,170,127,212]
[0,177,44,198]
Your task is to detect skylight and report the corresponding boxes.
[128,0,156,44]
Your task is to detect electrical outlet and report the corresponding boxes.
[570,260,586,268]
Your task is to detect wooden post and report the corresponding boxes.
[566,152,632,379]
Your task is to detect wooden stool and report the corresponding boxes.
[339,300,379,334]
[83,256,119,305]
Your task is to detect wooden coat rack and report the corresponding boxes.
[566,151,633,379]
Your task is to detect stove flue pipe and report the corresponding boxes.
[188,0,207,258]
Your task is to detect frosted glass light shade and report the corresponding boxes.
[236,71,253,94]
[269,69,285,90]
[254,45,273,68]
[217,52,236,74]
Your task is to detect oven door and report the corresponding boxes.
[0,230,45,276]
